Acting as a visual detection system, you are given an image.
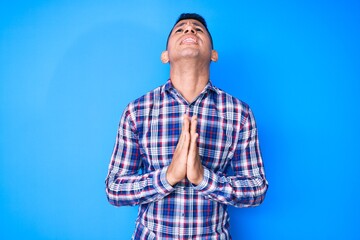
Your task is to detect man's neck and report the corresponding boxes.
[170,59,210,103]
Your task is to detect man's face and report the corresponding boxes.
[165,19,214,63]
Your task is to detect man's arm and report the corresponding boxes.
[191,108,268,208]
[105,105,174,207]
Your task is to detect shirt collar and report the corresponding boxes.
[163,79,219,94]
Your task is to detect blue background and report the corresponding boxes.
[1,1,359,239]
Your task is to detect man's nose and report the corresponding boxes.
[184,25,196,34]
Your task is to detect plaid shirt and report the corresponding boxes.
[105,80,268,240]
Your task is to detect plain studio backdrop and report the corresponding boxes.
[1,1,359,239]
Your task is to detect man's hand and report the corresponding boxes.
[186,115,204,185]
[166,114,204,186]
[166,114,190,186]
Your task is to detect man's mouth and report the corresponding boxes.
[181,37,197,44]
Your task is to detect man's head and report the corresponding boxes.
[166,13,213,50]
[161,13,218,64]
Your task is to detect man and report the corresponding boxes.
[105,13,268,239]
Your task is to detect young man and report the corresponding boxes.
[105,13,268,240]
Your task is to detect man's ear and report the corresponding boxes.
[211,50,218,62]
[161,51,169,63]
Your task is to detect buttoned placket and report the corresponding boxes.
[166,84,211,239]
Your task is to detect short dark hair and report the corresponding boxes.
[166,13,213,49]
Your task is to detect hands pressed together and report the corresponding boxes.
[166,114,204,186]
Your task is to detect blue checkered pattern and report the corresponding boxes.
[105,80,268,239]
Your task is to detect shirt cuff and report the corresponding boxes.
[192,167,218,194]
[152,166,174,195]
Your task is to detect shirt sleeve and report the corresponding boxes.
[193,108,268,208]
[105,105,174,207]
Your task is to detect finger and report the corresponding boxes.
[190,115,197,136]
[176,114,189,151]
[180,115,190,148]
[183,114,190,133]
[175,131,190,161]
[189,132,199,156]
[183,131,191,152]
[176,132,185,152]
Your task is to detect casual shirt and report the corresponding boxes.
[105,80,268,240]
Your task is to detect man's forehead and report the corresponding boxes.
[173,19,206,28]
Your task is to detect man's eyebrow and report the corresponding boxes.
[173,21,205,29]
[192,22,204,27]
[174,22,186,28]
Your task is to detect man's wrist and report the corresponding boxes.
[188,165,204,185]
[191,176,203,186]
[166,169,178,186]
[153,167,175,194]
